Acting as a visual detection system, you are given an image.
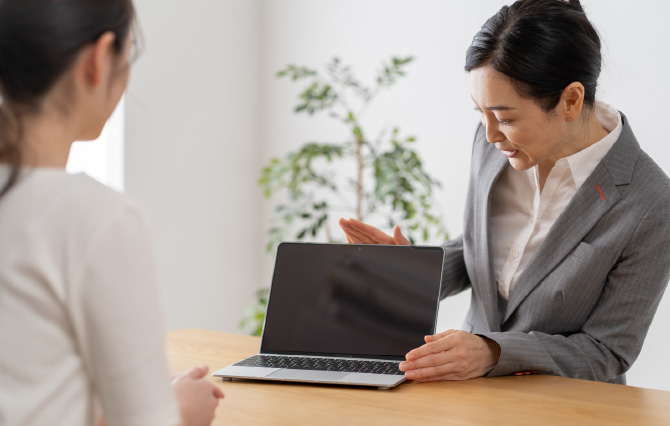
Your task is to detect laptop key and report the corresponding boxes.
[235,355,404,375]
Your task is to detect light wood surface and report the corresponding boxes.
[166,329,670,425]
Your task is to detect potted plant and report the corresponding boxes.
[240,56,448,336]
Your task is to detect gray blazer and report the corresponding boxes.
[441,113,670,384]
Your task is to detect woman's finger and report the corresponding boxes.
[339,219,366,243]
[411,372,465,383]
[425,329,459,342]
[403,362,456,380]
[340,218,393,244]
[400,351,449,372]
[212,385,225,399]
[340,222,377,243]
[513,370,539,376]
[345,226,379,244]
[182,365,208,380]
[348,218,396,244]
[393,225,411,245]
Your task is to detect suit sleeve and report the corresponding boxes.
[438,123,484,300]
[480,191,670,381]
[439,235,471,299]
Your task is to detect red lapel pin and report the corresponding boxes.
[595,184,605,201]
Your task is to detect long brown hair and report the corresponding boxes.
[0,0,136,198]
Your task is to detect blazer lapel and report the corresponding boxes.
[503,114,639,323]
[474,143,508,331]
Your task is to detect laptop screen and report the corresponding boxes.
[260,243,444,359]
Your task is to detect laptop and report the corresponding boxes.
[212,242,445,389]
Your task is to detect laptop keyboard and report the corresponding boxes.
[234,355,404,375]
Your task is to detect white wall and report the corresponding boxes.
[125,0,670,390]
[68,98,125,191]
[125,0,263,332]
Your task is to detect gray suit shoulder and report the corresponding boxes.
[632,150,670,201]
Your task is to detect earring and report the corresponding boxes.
[568,118,573,122]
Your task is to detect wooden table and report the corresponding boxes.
[166,329,670,425]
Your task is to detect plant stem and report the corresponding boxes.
[355,130,363,221]
[324,222,333,242]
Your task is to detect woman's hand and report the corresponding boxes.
[399,330,501,382]
[338,218,410,245]
[513,370,540,376]
[171,365,224,426]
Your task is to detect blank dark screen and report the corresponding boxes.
[260,243,444,359]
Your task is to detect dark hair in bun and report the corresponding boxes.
[465,0,601,113]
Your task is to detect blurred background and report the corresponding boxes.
[69,0,670,390]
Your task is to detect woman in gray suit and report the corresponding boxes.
[340,0,670,384]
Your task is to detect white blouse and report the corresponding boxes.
[0,167,179,426]
[490,102,623,300]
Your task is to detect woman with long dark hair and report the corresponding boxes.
[340,0,670,384]
[0,1,222,424]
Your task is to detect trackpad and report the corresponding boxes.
[267,369,349,381]
[212,366,279,378]
[342,373,404,386]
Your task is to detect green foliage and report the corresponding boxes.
[240,56,449,336]
[238,288,269,337]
